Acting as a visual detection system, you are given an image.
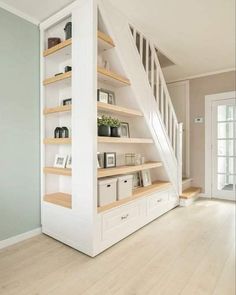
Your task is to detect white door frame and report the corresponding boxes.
[205,91,236,198]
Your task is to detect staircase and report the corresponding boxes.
[99,0,183,197]
[180,178,201,206]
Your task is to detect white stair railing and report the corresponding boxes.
[130,26,179,158]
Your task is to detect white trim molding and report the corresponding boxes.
[0,1,39,25]
[0,228,42,250]
[205,91,236,199]
[167,68,236,84]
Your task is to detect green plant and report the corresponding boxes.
[97,115,113,127]
[110,118,121,128]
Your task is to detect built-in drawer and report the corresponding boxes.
[101,200,144,241]
[147,190,169,220]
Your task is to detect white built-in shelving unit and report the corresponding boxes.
[40,0,179,257]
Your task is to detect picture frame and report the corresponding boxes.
[120,122,130,138]
[131,172,142,189]
[97,89,116,105]
[104,152,116,168]
[97,152,103,168]
[54,154,68,168]
[141,169,152,187]
[66,155,72,169]
[62,98,72,106]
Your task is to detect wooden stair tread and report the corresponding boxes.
[180,187,201,199]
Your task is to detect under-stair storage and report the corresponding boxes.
[40,0,181,257]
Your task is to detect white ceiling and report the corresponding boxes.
[0,0,235,81]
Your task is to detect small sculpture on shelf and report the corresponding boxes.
[54,127,70,138]
[64,22,72,40]
[48,37,61,49]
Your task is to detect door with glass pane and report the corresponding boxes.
[212,98,236,201]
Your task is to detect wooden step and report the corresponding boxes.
[98,181,171,213]
[98,161,162,178]
[180,187,201,199]
[98,137,153,144]
[44,193,72,209]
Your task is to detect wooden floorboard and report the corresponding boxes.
[0,199,235,295]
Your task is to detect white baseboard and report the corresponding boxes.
[0,227,42,250]
[199,193,211,198]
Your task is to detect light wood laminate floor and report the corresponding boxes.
[0,199,235,295]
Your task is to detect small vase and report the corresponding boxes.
[111,127,121,137]
[98,125,111,137]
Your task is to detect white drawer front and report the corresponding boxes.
[147,190,169,220]
[102,201,144,241]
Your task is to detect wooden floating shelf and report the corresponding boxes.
[44,193,72,209]
[97,102,143,117]
[43,38,72,57]
[98,181,171,213]
[43,138,71,144]
[44,105,71,115]
[97,67,130,87]
[44,167,72,176]
[43,31,114,57]
[98,137,153,144]
[98,161,162,178]
[98,31,115,51]
[43,71,71,86]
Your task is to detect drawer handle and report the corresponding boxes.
[106,184,111,188]
[121,214,129,220]
[157,199,162,203]
[124,180,127,183]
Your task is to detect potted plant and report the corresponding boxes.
[110,118,121,137]
[97,115,112,137]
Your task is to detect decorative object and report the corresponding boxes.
[97,89,115,105]
[55,72,63,76]
[97,115,112,137]
[125,153,142,166]
[54,127,62,138]
[120,122,130,138]
[48,37,61,49]
[104,152,116,168]
[64,22,72,40]
[110,118,121,137]
[141,169,152,187]
[98,178,117,206]
[62,98,72,105]
[66,155,72,169]
[131,172,142,189]
[54,154,68,168]
[117,175,133,200]
[64,66,72,72]
[61,127,69,138]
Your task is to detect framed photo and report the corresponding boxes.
[120,122,130,138]
[66,155,72,169]
[97,89,116,105]
[104,152,116,168]
[54,154,68,168]
[132,172,142,189]
[62,98,72,106]
[97,152,103,168]
[141,169,152,187]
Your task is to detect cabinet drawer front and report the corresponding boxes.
[148,191,169,211]
[102,201,143,241]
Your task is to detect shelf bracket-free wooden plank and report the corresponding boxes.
[97,102,143,117]
[97,181,171,213]
[43,39,72,57]
[44,105,72,115]
[97,67,130,87]
[98,137,153,144]
[44,167,72,176]
[43,138,71,144]
[44,193,72,209]
[43,71,72,86]
[98,161,162,178]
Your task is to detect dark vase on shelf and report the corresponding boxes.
[98,125,111,137]
[64,22,72,40]
[111,127,121,137]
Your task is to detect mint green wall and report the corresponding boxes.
[0,8,40,240]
